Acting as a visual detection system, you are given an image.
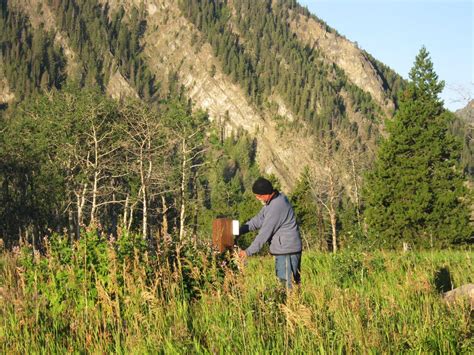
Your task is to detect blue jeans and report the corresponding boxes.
[275,253,301,289]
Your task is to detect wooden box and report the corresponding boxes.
[212,218,234,253]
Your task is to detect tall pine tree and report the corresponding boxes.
[364,47,472,248]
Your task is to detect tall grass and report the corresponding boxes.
[1,231,472,353]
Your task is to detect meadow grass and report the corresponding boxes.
[0,233,472,354]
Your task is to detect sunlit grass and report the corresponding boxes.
[0,233,472,353]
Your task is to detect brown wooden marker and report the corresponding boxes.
[212,218,238,252]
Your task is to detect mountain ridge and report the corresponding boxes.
[456,99,474,124]
[287,10,395,116]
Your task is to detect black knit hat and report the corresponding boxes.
[252,177,274,195]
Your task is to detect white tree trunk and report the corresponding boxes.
[179,138,186,241]
[128,203,135,232]
[138,146,148,240]
[123,194,129,230]
[350,157,361,227]
[90,170,99,225]
[161,194,169,238]
[329,175,337,253]
[144,143,153,240]
[330,210,337,253]
[90,126,99,225]
[76,183,87,238]
[68,208,74,241]
[142,186,147,240]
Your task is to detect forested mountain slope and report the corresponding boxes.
[0,0,407,189]
[455,100,474,175]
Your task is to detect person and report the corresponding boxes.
[238,177,302,289]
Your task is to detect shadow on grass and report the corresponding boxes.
[433,267,453,293]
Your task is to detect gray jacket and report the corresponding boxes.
[245,192,302,256]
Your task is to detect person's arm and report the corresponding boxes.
[245,209,282,256]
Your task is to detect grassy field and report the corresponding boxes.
[0,233,473,353]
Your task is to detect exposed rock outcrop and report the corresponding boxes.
[443,284,474,307]
[288,12,395,116]
[137,0,312,189]
[106,69,140,101]
[456,99,474,124]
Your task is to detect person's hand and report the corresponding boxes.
[234,249,248,270]
[239,224,250,235]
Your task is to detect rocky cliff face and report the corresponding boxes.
[95,0,313,188]
[288,12,395,116]
[137,0,313,189]
[456,99,474,124]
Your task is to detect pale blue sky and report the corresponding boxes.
[298,0,473,111]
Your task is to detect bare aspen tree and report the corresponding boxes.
[75,183,88,237]
[309,125,373,252]
[120,101,174,240]
[84,104,123,225]
[309,131,345,252]
[60,150,86,239]
[48,91,121,237]
[336,130,371,228]
[448,83,473,110]
[175,126,207,241]
[160,194,169,238]
[63,99,124,235]
[60,139,89,239]
[56,92,94,238]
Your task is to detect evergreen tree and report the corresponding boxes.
[364,47,473,248]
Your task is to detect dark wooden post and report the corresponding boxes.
[212,218,234,252]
